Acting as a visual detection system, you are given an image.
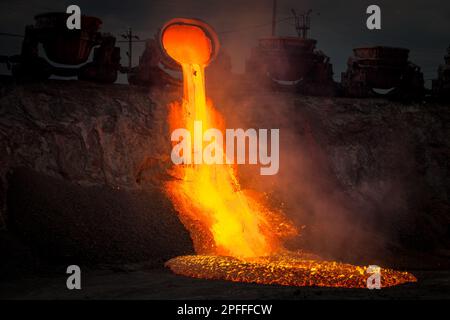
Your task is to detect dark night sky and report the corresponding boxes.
[0,0,449,86]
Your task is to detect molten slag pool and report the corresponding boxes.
[166,254,416,288]
[160,18,417,288]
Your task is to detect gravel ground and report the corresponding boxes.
[1,267,449,300]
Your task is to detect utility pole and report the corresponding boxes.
[121,27,139,70]
[271,0,277,36]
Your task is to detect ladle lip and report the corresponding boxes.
[159,17,220,66]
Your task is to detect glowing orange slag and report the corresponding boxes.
[162,20,296,258]
[162,18,416,288]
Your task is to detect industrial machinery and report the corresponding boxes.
[341,46,424,99]
[127,37,182,87]
[245,9,336,96]
[128,19,231,88]
[2,12,120,83]
[432,45,450,100]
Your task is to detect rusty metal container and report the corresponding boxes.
[34,12,102,65]
[353,46,409,62]
[127,38,182,87]
[350,47,409,89]
[432,45,450,99]
[246,37,318,81]
[342,46,424,98]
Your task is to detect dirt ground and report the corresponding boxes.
[1,266,449,300]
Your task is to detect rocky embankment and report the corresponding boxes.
[0,80,449,276]
[0,80,192,275]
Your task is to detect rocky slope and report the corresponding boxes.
[214,90,450,267]
[0,80,192,273]
[0,80,449,272]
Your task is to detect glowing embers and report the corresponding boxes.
[166,254,417,288]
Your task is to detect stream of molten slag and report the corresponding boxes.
[162,21,296,258]
[162,19,417,288]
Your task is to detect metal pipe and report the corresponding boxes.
[271,0,277,36]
